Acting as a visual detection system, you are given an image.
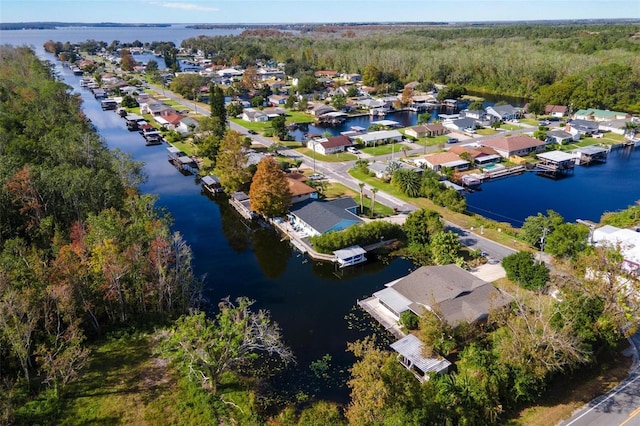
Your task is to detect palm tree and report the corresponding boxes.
[370,188,378,218]
[624,121,639,138]
[358,182,365,214]
[401,145,409,159]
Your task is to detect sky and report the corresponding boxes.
[1,0,639,24]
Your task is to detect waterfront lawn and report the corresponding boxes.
[324,182,395,217]
[361,142,409,156]
[230,117,270,134]
[296,147,357,162]
[285,110,315,124]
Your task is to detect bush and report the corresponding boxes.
[501,251,549,291]
[400,311,419,330]
[309,221,404,254]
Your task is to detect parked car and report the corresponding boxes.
[248,130,258,135]
[347,147,361,154]
[446,137,459,144]
[308,173,324,180]
[538,120,550,126]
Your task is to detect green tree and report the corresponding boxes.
[161,299,294,394]
[249,157,292,218]
[215,131,252,193]
[403,209,443,246]
[519,210,564,248]
[468,100,485,111]
[417,112,431,125]
[430,231,463,265]
[271,115,289,141]
[331,94,346,110]
[209,85,227,141]
[545,222,590,258]
[145,59,158,73]
[501,251,549,291]
[392,168,421,198]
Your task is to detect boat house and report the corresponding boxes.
[572,146,609,166]
[536,150,576,178]
[201,175,223,195]
[333,245,367,268]
[390,334,452,382]
[229,191,257,220]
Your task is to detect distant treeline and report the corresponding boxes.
[181,23,640,112]
[0,22,171,30]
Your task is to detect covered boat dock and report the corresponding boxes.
[572,145,609,166]
[536,150,575,178]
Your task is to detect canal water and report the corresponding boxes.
[465,146,640,226]
[48,55,413,402]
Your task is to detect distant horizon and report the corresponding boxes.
[2,17,638,27]
[1,1,638,26]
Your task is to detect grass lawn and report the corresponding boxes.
[361,142,410,156]
[520,118,540,126]
[500,123,523,131]
[324,181,395,217]
[475,128,499,136]
[285,110,315,124]
[412,135,449,147]
[297,147,357,162]
[47,333,219,425]
[230,117,270,134]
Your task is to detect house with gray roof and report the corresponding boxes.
[372,264,512,326]
[486,104,521,121]
[568,119,599,135]
[288,197,362,237]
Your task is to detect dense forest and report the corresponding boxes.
[181,23,640,112]
[0,46,203,423]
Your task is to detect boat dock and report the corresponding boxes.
[535,150,576,178]
[229,191,257,220]
[573,145,609,165]
[483,164,526,179]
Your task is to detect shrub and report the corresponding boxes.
[400,311,419,330]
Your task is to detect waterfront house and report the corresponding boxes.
[417,152,470,173]
[286,175,318,204]
[309,135,352,155]
[567,119,599,135]
[444,117,478,133]
[154,111,186,131]
[371,264,512,326]
[268,94,289,106]
[447,145,501,167]
[460,109,494,126]
[486,104,521,121]
[574,108,630,122]
[357,130,403,147]
[480,135,546,158]
[546,129,578,144]
[177,116,199,135]
[311,103,337,117]
[545,105,568,118]
[288,197,362,237]
[599,119,632,136]
[242,108,269,122]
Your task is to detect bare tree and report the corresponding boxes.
[160,297,294,394]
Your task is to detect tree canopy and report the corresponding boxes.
[249,157,292,218]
